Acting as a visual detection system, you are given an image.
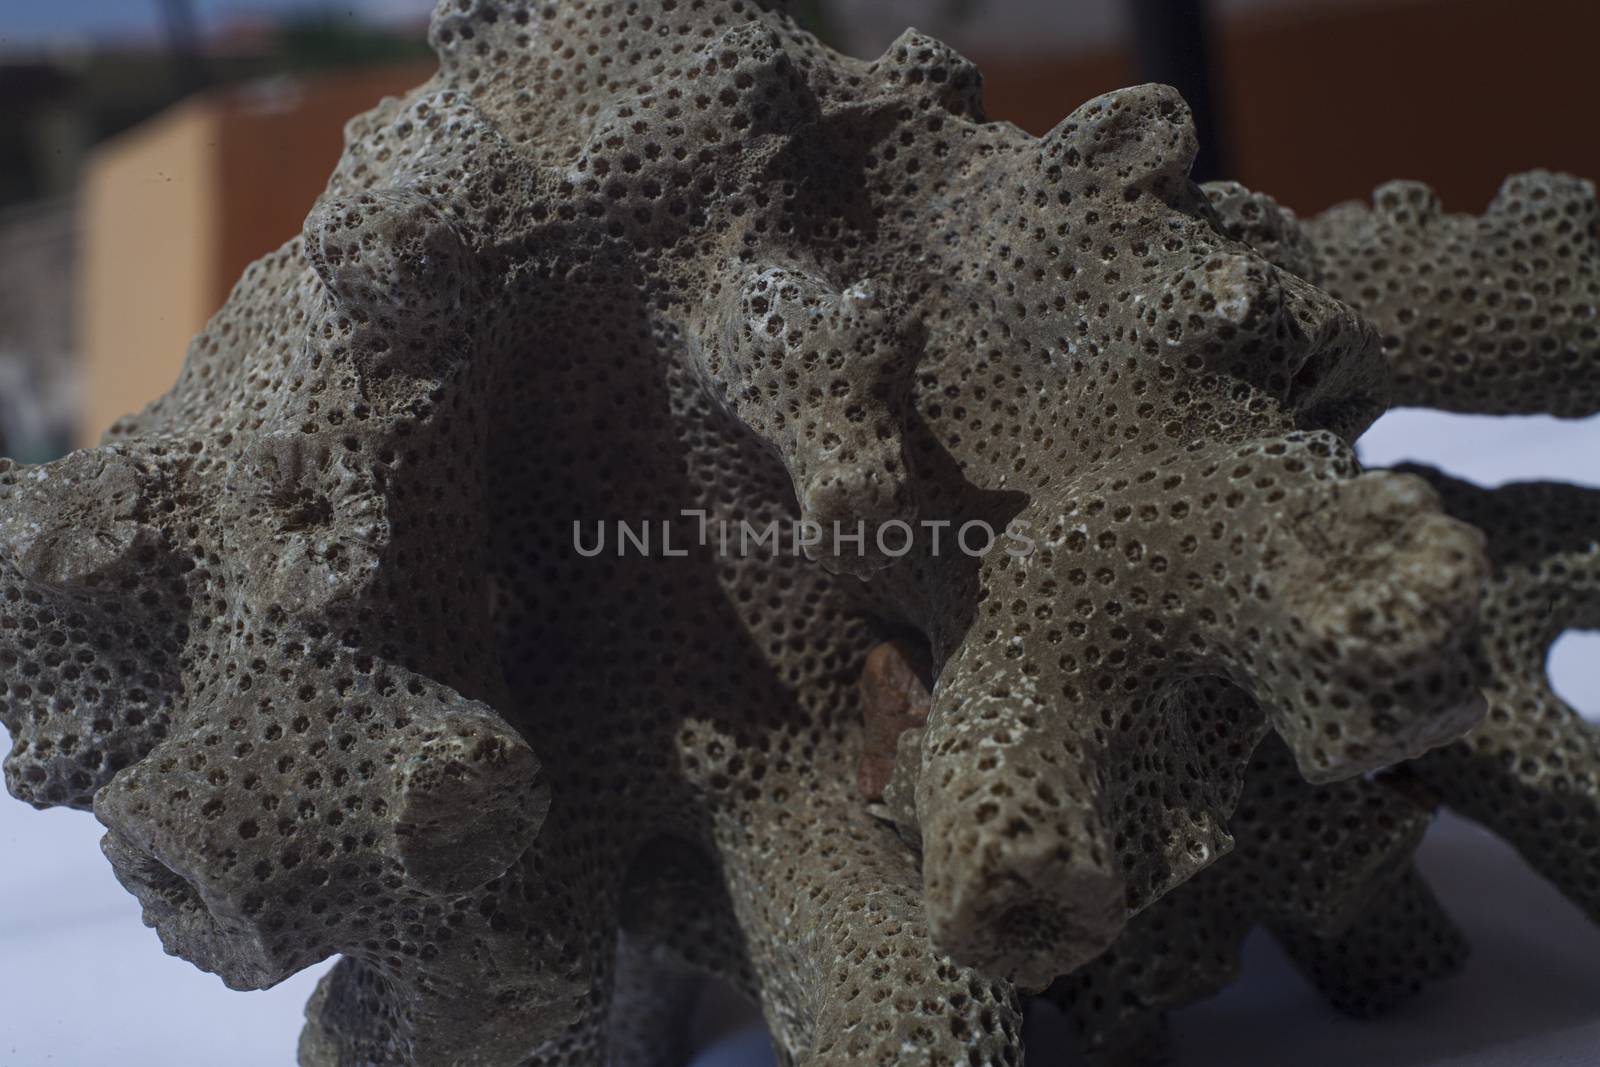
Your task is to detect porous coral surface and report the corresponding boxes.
[0,2,1596,1065]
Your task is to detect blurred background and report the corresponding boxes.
[3,0,1600,455]
[1,1,1598,1065]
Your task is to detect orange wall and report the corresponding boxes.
[79,0,1599,444]
[77,61,433,445]
[976,0,1600,215]
[212,62,435,310]
[80,96,223,446]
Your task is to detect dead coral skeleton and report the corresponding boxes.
[0,2,1596,1065]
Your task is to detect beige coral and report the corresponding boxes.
[0,3,1594,1066]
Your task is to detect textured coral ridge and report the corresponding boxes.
[1035,174,1600,1065]
[1041,466,1600,1067]
[0,0,1592,1063]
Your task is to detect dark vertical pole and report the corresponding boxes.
[1127,0,1229,182]
[156,0,210,97]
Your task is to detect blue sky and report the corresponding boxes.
[0,0,436,48]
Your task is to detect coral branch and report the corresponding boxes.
[1050,724,1464,1064]
[1404,469,1600,921]
[1308,172,1600,416]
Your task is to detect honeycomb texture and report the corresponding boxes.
[1045,721,1467,1065]
[1306,172,1600,415]
[869,655,1470,1066]
[1034,466,1600,1064]
[1406,468,1600,924]
[1,1,1595,1065]
[1019,178,1600,1067]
